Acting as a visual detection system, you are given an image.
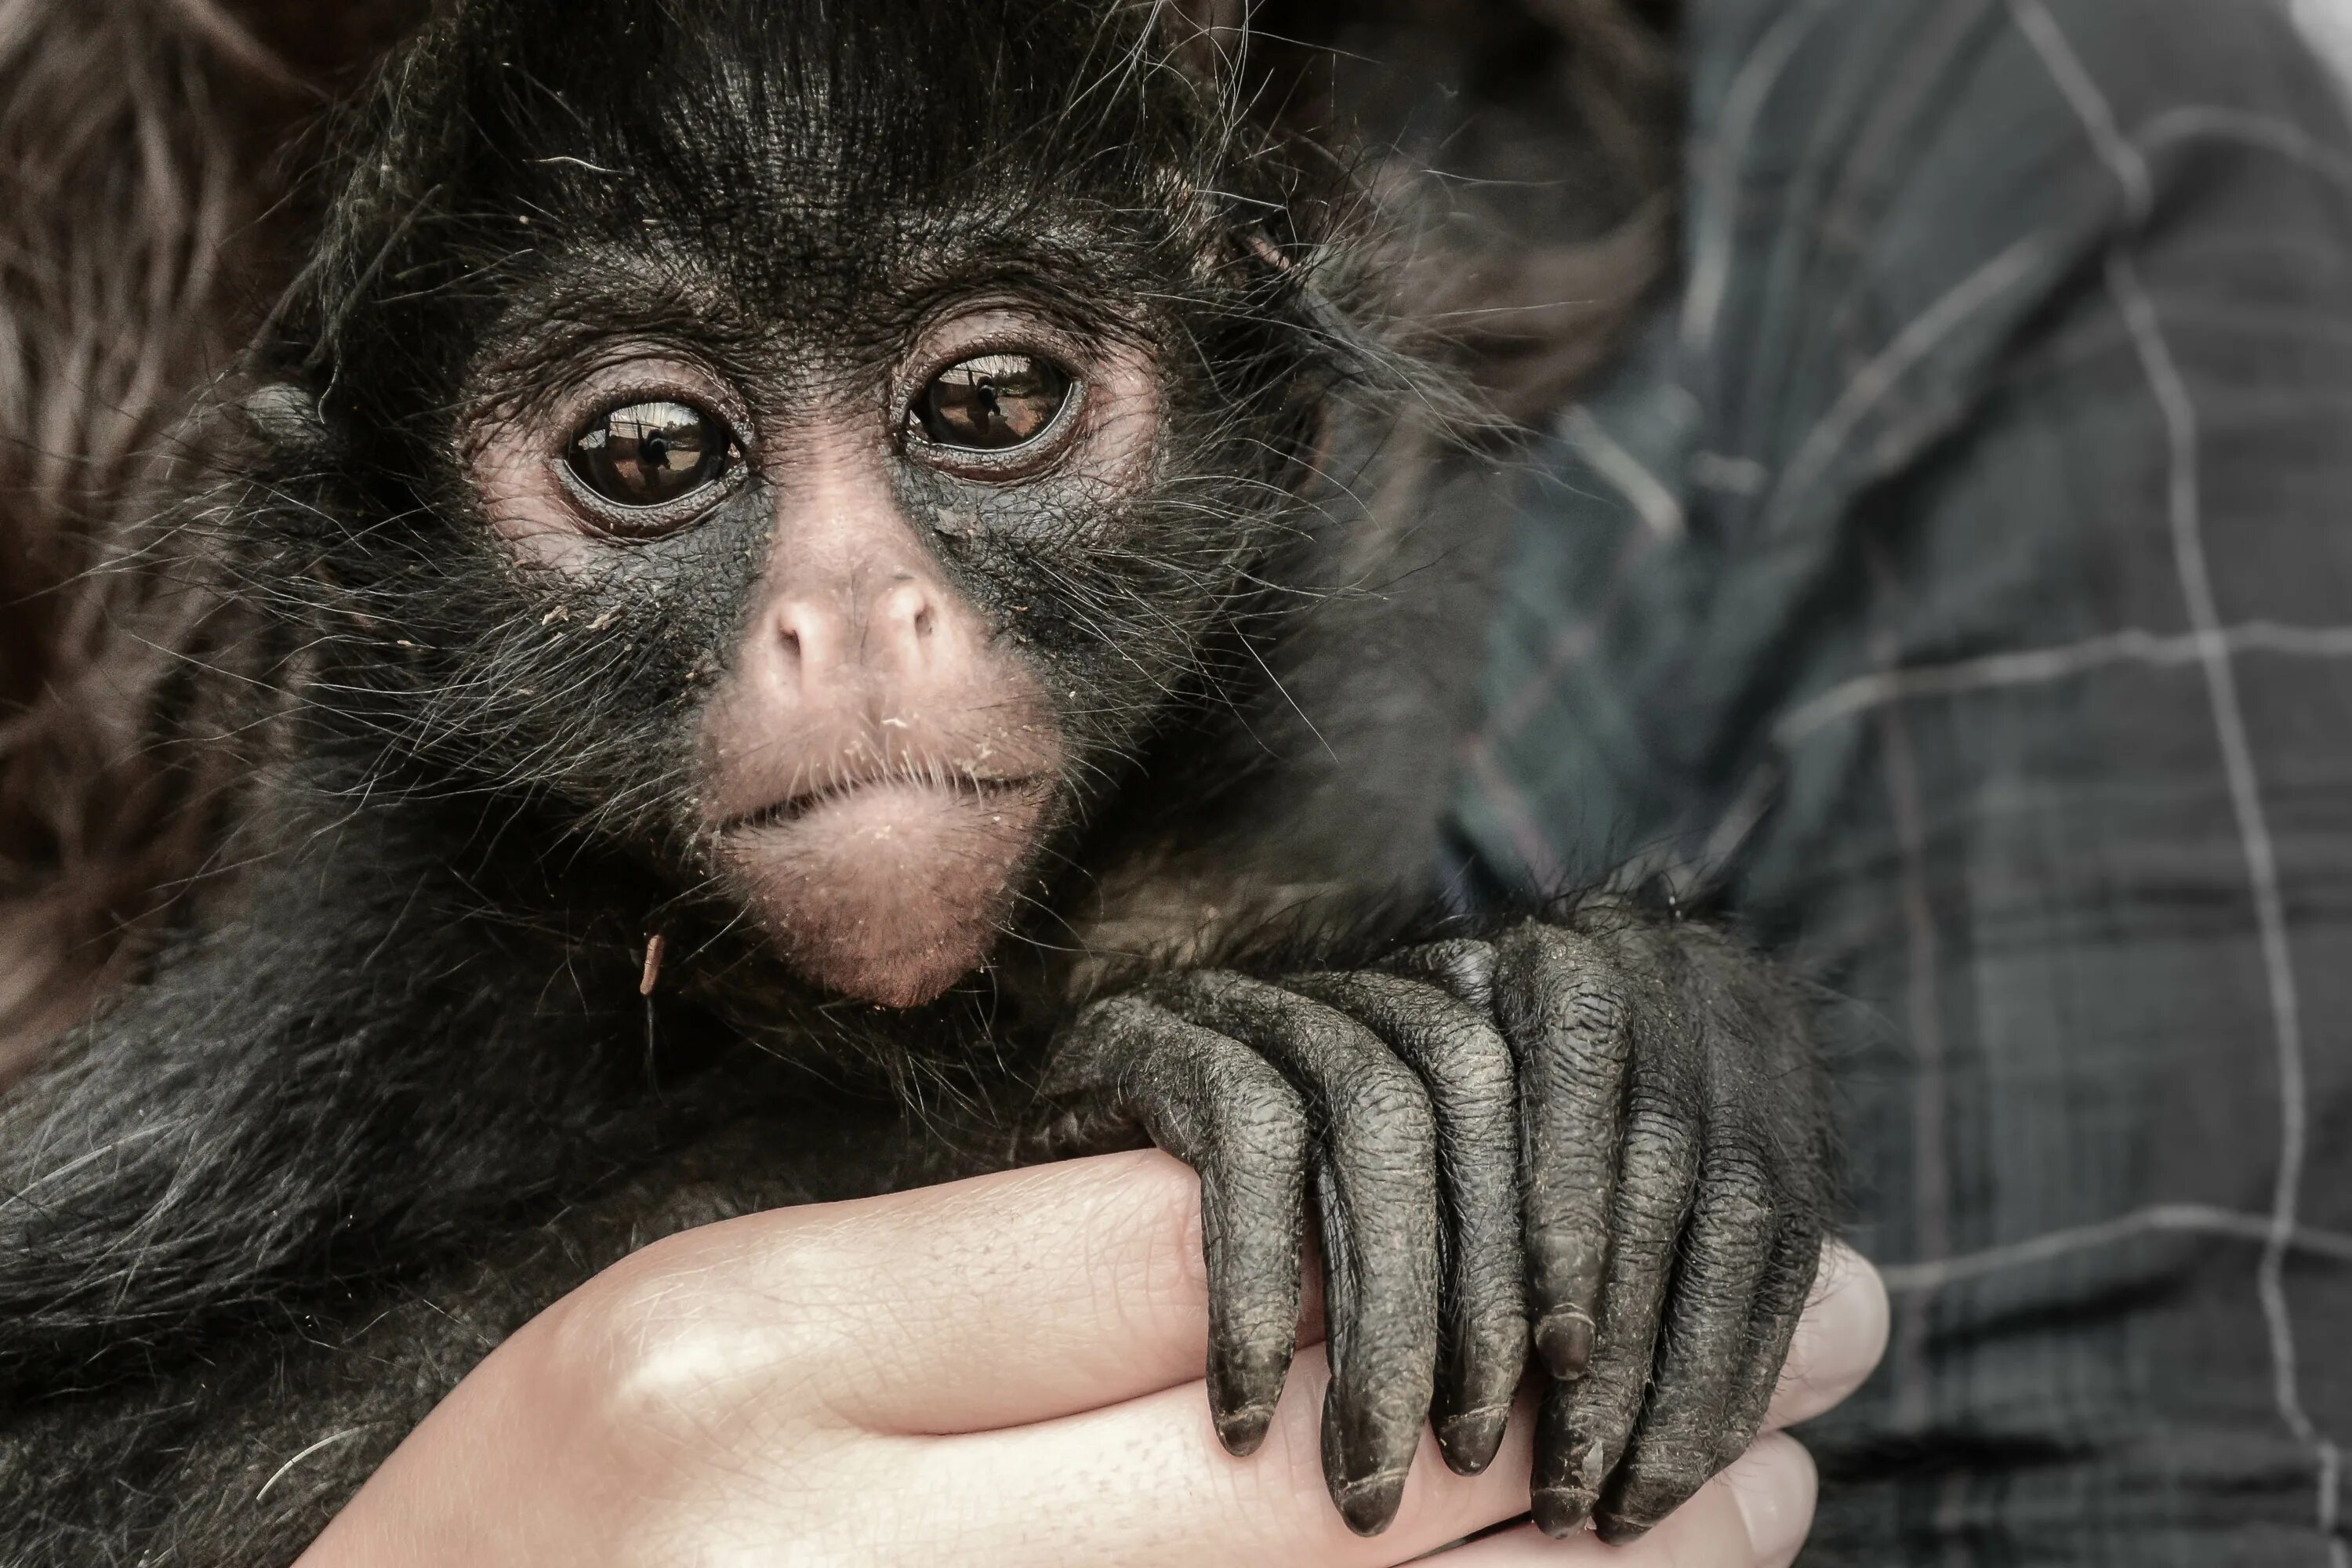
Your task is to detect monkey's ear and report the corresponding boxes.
[238,381,333,463]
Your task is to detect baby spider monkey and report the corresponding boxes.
[0,0,1830,1559]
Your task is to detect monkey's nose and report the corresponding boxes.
[768,575,944,694]
[768,597,843,686]
[873,578,941,662]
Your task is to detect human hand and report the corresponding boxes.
[297,1151,1886,1566]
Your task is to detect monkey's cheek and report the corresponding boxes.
[717,782,1051,1009]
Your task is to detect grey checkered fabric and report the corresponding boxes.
[1447,0,2352,1560]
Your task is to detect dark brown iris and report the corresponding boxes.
[911,353,1073,451]
[566,400,730,507]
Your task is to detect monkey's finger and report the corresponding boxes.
[1287,969,1528,1478]
[1048,993,1312,1457]
[1527,1104,1699,1538]
[1381,936,1500,1013]
[1152,972,1443,1537]
[1711,1225,1824,1468]
[1592,1149,1783,1543]
[1490,921,1635,1383]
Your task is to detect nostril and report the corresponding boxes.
[877,582,939,647]
[771,600,830,673]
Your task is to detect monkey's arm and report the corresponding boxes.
[0,801,653,1397]
[0,1105,934,1568]
[1036,895,1834,1541]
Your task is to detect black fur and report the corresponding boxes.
[0,2,1507,1559]
[0,0,1831,1561]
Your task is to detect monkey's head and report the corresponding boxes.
[241,0,1377,1008]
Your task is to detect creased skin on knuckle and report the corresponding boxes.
[1199,1058,1313,1176]
[1611,1109,1698,1236]
[1696,1156,1777,1249]
[1380,937,1498,1012]
[1500,927,1636,1299]
[545,1251,825,1462]
[1290,971,1514,1109]
[1327,1064,1437,1168]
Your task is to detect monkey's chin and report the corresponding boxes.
[716,779,1048,1010]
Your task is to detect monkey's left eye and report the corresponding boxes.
[565,400,735,510]
[909,354,1075,454]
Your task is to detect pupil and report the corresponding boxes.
[567,400,727,507]
[914,354,1072,451]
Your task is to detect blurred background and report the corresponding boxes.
[2303,0,2352,85]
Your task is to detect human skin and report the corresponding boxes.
[298,1152,1886,1567]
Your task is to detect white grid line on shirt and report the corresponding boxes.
[1681,0,1840,354]
[1879,1202,2352,1293]
[2013,3,2344,1559]
[2138,103,2352,192]
[1758,234,2049,538]
[1772,622,2352,749]
[1559,405,1686,540]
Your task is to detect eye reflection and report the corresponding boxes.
[566,400,731,508]
[910,353,1073,452]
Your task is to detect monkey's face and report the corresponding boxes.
[267,0,1341,1010]
[466,310,1179,1007]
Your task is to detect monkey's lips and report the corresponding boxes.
[713,773,1052,1008]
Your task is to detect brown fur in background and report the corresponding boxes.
[0,0,419,1080]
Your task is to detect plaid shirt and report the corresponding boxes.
[1450,0,2352,1560]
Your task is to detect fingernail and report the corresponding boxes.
[1595,1515,1653,1547]
[1534,1308,1595,1379]
[1208,1341,1290,1455]
[1331,1468,1412,1537]
[1212,1400,1276,1456]
[1530,1486,1594,1537]
[1436,1405,1509,1475]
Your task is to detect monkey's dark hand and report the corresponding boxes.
[1032,903,1834,1541]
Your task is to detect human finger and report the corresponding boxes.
[1764,1239,1888,1432]
[1433,1431,1815,1568]
[598,1148,1256,1436]
[895,1347,1538,1567]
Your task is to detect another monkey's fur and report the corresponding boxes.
[0,1,1831,1562]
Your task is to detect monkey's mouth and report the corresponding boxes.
[711,769,1056,1010]
[717,771,1041,834]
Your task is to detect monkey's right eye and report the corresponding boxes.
[564,400,733,511]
